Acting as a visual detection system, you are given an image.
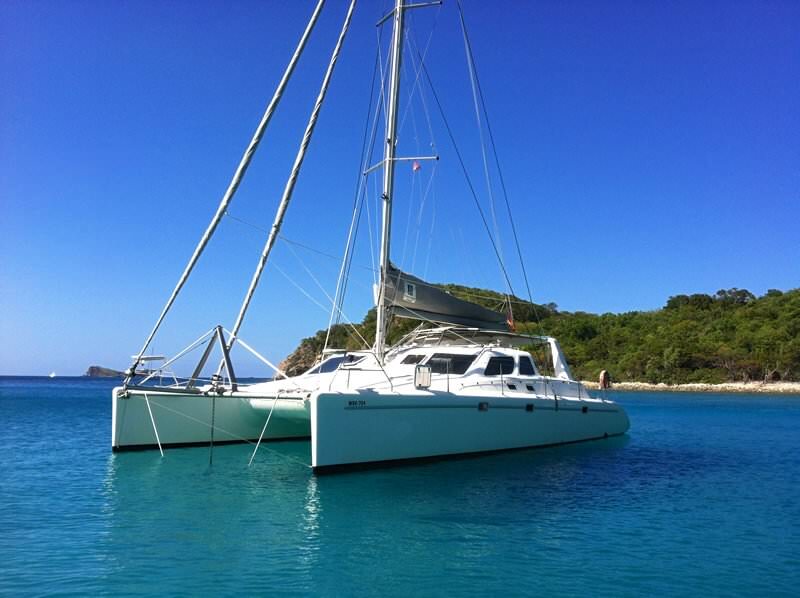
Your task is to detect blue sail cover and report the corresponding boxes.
[384,264,508,331]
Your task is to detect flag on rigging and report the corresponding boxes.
[412,160,421,172]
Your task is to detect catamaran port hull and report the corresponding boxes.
[111,387,310,451]
[311,392,630,471]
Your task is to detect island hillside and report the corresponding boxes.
[279,287,800,385]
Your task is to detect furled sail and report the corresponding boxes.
[383,264,509,331]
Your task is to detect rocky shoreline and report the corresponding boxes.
[582,380,800,395]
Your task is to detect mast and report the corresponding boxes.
[375,0,405,362]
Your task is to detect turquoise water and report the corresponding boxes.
[1,377,798,596]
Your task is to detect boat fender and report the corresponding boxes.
[581,405,588,414]
[525,403,534,412]
[478,402,489,412]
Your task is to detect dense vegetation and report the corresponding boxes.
[280,287,800,384]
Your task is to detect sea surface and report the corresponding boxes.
[1,376,798,597]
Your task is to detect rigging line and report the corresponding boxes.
[453,225,480,289]
[396,5,442,136]
[372,174,381,279]
[334,188,366,321]
[421,188,436,278]
[225,211,267,234]
[416,54,517,301]
[136,327,217,386]
[329,35,387,339]
[360,20,392,286]
[356,45,393,291]
[376,26,391,142]
[143,398,312,469]
[271,262,371,351]
[221,211,377,272]
[406,27,437,153]
[371,26,393,279]
[228,336,297,387]
[409,162,437,271]
[281,235,376,272]
[126,0,327,383]
[284,237,353,332]
[405,28,439,275]
[456,0,509,308]
[398,95,420,268]
[280,236,373,295]
[456,0,543,331]
[335,188,368,326]
[364,175,377,285]
[333,161,377,330]
[397,10,440,269]
[226,0,357,351]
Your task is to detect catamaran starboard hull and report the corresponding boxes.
[311,391,630,471]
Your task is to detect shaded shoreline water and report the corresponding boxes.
[1,376,798,596]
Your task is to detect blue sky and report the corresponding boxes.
[1,0,798,376]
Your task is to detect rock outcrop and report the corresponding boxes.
[85,366,124,378]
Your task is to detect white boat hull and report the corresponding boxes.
[311,391,629,471]
[111,387,309,450]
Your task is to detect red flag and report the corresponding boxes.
[412,160,421,172]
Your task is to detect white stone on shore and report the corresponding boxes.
[580,380,800,395]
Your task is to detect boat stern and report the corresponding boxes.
[111,385,124,450]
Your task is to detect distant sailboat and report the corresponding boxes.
[49,372,56,378]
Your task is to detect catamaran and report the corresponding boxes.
[112,0,630,471]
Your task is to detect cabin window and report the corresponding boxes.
[427,353,477,375]
[401,354,425,365]
[519,355,536,376]
[484,356,514,376]
[305,354,363,375]
[404,282,417,303]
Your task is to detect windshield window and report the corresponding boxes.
[426,353,477,375]
[305,354,363,375]
[519,355,536,376]
[484,356,514,376]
